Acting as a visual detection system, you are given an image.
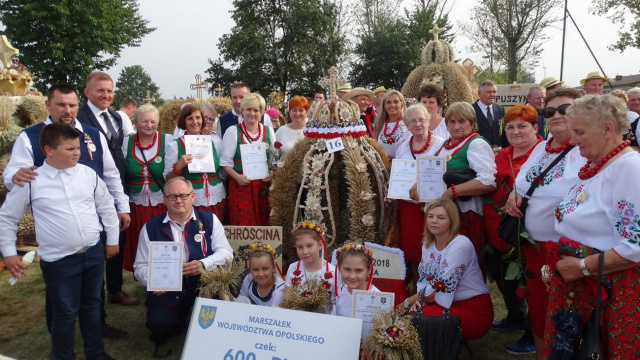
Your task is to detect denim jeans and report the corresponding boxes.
[40,244,105,360]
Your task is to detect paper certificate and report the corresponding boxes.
[147,241,183,292]
[184,135,216,173]
[387,159,417,200]
[416,156,447,203]
[240,143,269,180]
[353,290,395,339]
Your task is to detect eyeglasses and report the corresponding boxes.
[165,192,193,201]
[542,103,571,119]
[203,116,215,123]
[407,118,427,126]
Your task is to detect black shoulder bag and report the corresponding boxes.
[498,145,574,245]
[576,251,605,359]
[410,287,461,360]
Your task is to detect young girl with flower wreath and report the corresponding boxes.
[237,242,285,306]
[332,242,379,317]
[283,222,335,312]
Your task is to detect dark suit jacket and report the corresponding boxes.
[473,101,508,148]
[218,111,267,139]
[76,103,127,193]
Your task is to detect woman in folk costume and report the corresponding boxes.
[220,93,276,226]
[122,104,172,272]
[373,90,410,158]
[164,103,228,221]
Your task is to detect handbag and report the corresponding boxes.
[443,168,477,201]
[410,288,461,360]
[498,145,574,245]
[576,251,605,360]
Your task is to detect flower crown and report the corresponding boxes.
[293,221,324,238]
[337,242,374,262]
[246,242,276,258]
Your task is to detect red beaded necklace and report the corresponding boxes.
[410,132,432,154]
[242,121,261,142]
[443,130,476,150]
[545,136,571,153]
[134,132,157,150]
[578,141,630,180]
[382,116,402,137]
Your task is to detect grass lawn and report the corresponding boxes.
[0,265,534,360]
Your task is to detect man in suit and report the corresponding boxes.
[473,80,508,149]
[76,72,140,317]
[526,85,547,139]
[216,82,273,139]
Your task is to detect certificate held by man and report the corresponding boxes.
[417,156,447,202]
[147,241,183,292]
[387,159,417,200]
[184,135,216,173]
[240,143,269,180]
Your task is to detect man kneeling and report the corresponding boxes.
[133,177,233,357]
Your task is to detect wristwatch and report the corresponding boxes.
[403,299,410,309]
[579,258,591,276]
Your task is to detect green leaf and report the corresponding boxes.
[520,231,531,239]
[505,261,521,280]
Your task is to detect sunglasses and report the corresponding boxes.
[542,103,571,118]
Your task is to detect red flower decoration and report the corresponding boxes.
[554,207,561,220]
[427,275,435,281]
[324,272,333,280]
[291,278,300,287]
[293,269,301,276]
[274,141,283,149]
[434,281,446,292]
[516,287,528,299]
[301,290,312,298]
[321,281,331,290]
[385,326,403,339]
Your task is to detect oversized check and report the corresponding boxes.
[416,156,447,202]
[182,298,362,360]
[387,159,417,200]
[184,135,216,173]
[147,241,183,292]
[240,143,269,180]
[353,290,395,339]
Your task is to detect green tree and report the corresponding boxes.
[461,0,561,83]
[349,3,452,90]
[475,66,536,84]
[205,0,346,97]
[113,65,161,107]
[0,0,155,89]
[591,0,640,51]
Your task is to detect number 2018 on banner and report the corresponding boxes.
[224,349,288,360]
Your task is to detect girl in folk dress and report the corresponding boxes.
[333,242,379,318]
[238,243,285,307]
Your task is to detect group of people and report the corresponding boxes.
[1,67,639,360]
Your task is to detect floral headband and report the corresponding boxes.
[293,221,325,238]
[335,241,375,293]
[246,242,276,258]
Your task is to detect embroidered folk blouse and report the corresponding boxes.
[377,122,410,158]
[416,235,489,309]
[238,274,285,307]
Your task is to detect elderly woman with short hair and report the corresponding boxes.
[416,83,450,139]
[541,94,640,359]
[374,90,410,158]
[122,104,172,272]
[220,93,276,226]
[200,103,218,136]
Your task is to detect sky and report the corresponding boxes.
[105,0,640,99]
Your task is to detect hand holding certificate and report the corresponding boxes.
[416,156,447,202]
[240,143,269,180]
[353,290,395,339]
[147,241,183,292]
[184,135,216,173]
[387,159,417,200]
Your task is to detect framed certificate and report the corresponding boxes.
[387,159,418,200]
[147,241,183,292]
[184,135,216,173]
[240,143,269,180]
[416,156,447,203]
[352,290,395,339]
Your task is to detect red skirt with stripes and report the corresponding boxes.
[228,177,271,226]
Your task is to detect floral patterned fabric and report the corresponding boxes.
[377,123,409,158]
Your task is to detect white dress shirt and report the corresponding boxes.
[116,110,136,137]
[87,101,120,139]
[0,162,119,262]
[3,118,130,214]
[133,210,233,287]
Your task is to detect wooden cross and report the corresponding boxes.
[214,83,224,97]
[143,90,155,104]
[318,66,347,102]
[430,24,443,41]
[461,58,482,81]
[190,74,208,98]
[0,35,19,68]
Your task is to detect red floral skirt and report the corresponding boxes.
[124,202,166,272]
[398,201,425,263]
[228,176,271,226]
[194,198,229,225]
[521,240,549,338]
[541,238,640,359]
[420,293,493,340]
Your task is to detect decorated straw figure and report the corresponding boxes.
[15,95,47,127]
[401,24,473,114]
[198,259,240,301]
[361,309,422,360]
[270,66,395,263]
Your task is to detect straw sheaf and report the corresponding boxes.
[361,309,423,360]
[157,99,186,135]
[269,138,312,261]
[0,97,17,131]
[0,153,9,203]
[16,96,47,127]
[279,277,332,314]
[197,259,240,299]
[361,137,395,243]
[0,124,22,157]
[341,137,376,243]
[17,210,34,237]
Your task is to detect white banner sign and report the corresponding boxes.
[182,298,362,360]
[331,242,406,280]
